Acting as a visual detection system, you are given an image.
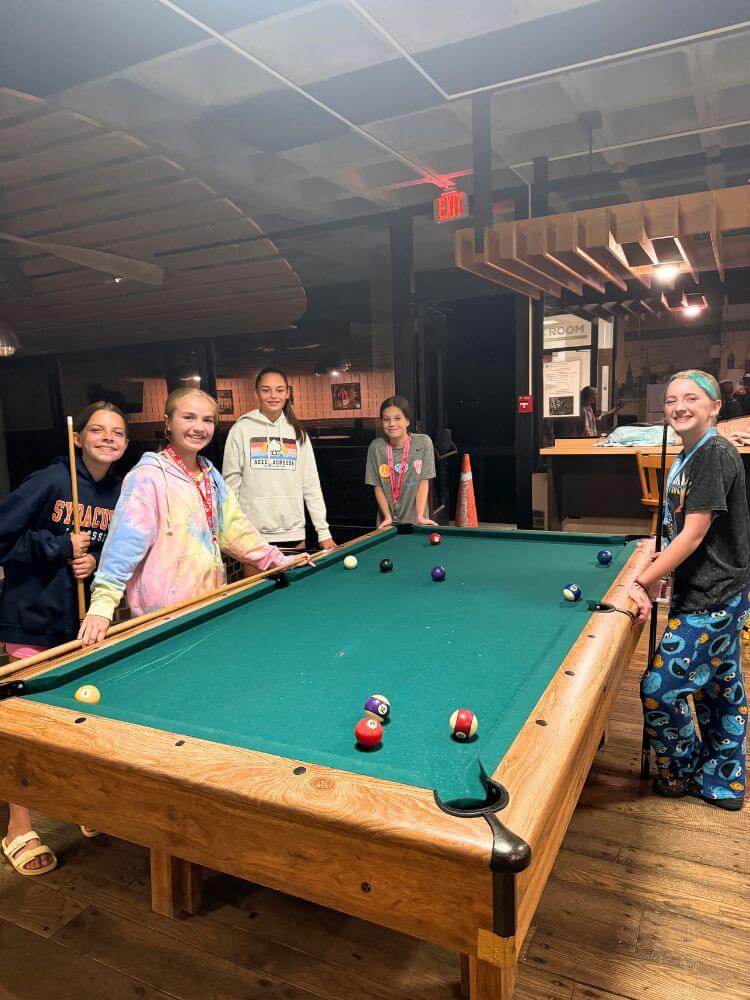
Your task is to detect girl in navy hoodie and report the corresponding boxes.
[0,400,127,876]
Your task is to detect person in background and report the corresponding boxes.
[719,380,743,421]
[365,395,437,529]
[222,368,335,556]
[580,386,623,437]
[0,401,128,877]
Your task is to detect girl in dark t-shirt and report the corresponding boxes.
[631,369,749,811]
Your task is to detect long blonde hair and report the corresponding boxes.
[163,388,219,447]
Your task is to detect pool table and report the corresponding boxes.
[0,526,645,1000]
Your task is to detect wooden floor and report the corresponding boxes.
[1,619,748,1000]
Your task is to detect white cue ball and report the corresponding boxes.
[343,555,358,569]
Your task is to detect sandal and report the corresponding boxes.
[2,830,57,876]
[79,826,100,838]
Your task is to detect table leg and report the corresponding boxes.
[460,954,471,998]
[467,954,517,1000]
[150,849,201,917]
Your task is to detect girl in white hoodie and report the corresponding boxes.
[222,368,335,553]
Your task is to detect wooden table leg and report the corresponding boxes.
[460,954,471,998]
[150,849,201,917]
[467,954,517,1000]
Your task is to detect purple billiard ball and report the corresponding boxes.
[431,565,446,582]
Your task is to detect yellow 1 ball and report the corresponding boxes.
[74,685,101,705]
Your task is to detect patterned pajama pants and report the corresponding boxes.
[641,590,749,805]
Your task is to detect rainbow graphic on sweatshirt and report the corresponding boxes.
[249,435,298,470]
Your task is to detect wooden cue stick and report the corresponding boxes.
[66,415,86,622]
[640,420,670,780]
[0,530,386,682]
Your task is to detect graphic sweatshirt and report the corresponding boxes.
[0,455,122,646]
[88,451,293,622]
[222,409,332,544]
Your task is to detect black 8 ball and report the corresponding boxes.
[379,558,394,573]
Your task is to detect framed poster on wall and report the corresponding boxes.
[331,383,361,410]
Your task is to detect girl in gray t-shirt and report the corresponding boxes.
[365,396,436,528]
[632,369,749,812]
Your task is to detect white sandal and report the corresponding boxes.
[2,830,57,876]
[79,826,100,838]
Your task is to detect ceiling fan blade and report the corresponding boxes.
[0,232,164,287]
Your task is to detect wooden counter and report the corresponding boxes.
[540,438,750,533]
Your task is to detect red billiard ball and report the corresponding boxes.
[354,717,383,748]
[429,532,442,545]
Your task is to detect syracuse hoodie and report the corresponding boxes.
[222,409,332,544]
[88,451,293,622]
[0,455,122,646]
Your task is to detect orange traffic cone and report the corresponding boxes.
[455,453,478,528]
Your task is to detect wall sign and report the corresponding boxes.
[543,313,592,351]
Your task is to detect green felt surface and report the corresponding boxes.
[25,528,635,805]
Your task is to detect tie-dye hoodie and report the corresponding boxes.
[88,451,293,621]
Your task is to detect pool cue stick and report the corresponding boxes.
[640,420,669,779]
[66,416,86,622]
[0,530,374,681]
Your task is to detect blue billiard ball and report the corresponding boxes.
[431,565,446,582]
[563,583,582,602]
[597,549,613,565]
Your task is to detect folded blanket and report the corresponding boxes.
[597,424,679,447]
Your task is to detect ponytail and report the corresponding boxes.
[255,367,307,444]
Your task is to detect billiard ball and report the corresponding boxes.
[563,583,582,602]
[343,555,358,570]
[429,532,442,546]
[431,565,446,582]
[379,558,393,573]
[597,549,613,565]
[354,717,383,748]
[450,708,478,740]
[74,685,101,705]
[364,694,391,721]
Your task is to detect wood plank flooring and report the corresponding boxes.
[1,617,747,999]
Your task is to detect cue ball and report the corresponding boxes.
[355,717,383,748]
[597,549,613,565]
[364,694,391,721]
[74,685,101,705]
[450,708,478,740]
[563,583,582,602]
[429,532,442,545]
[431,565,446,582]
[379,558,394,573]
[343,555,358,570]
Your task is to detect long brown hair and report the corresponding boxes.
[255,368,307,443]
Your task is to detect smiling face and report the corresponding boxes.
[664,378,720,442]
[381,405,409,442]
[255,371,290,420]
[166,393,216,457]
[75,409,128,467]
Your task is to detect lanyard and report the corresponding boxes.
[666,427,717,494]
[165,446,216,540]
[387,434,411,506]
[663,427,717,533]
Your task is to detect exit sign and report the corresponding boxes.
[434,189,469,223]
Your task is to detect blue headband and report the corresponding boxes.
[669,372,719,401]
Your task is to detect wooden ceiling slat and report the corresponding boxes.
[0,131,148,189]
[8,198,251,257]
[484,228,562,296]
[15,290,308,335]
[5,271,302,314]
[4,178,217,238]
[455,228,541,298]
[0,156,185,217]
[512,223,583,296]
[107,224,275,262]
[10,283,306,326]
[163,239,280,270]
[0,88,45,123]
[0,110,101,159]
